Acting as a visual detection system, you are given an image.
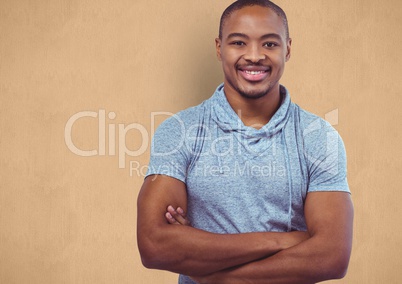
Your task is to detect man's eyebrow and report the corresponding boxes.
[260,33,282,41]
[226,32,283,41]
[227,33,249,40]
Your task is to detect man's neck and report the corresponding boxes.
[223,85,283,129]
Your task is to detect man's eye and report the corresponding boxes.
[264,42,278,48]
[232,41,245,46]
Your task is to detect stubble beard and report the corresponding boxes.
[237,86,271,99]
[231,80,274,100]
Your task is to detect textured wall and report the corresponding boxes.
[1,0,401,283]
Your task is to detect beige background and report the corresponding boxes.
[1,0,401,283]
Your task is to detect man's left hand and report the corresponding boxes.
[165,205,191,226]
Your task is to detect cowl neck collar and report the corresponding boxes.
[210,83,292,156]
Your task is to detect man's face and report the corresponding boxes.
[216,6,291,99]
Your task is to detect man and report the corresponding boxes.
[137,0,353,283]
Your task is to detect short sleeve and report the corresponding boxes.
[304,119,350,193]
[145,114,190,183]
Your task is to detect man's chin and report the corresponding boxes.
[237,86,271,100]
[239,92,267,99]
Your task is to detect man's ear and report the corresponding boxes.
[215,38,222,61]
[285,38,292,62]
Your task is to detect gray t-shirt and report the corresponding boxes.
[146,84,350,284]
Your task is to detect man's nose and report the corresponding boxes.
[243,45,265,62]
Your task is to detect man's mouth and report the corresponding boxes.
[238,66,270,82]
[244,70,266,75]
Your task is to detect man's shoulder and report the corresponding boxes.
[292,103,326,127]
[288,102,344,156]
[291,103,336,134]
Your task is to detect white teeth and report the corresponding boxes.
[245,70,264,75]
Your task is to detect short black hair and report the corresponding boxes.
[219,0,289,40]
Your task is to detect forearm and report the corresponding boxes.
[202,234,348,284]
[137,175,308,276]
[138,224,304,276]
[198,193,354,284]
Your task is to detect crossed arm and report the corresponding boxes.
[137,174,354,283]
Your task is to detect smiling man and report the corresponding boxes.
[137,1,353,283]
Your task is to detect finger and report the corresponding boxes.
[167,205,189,225]
[172,206,191,226]
[165,212,180,224]
[177,207,191,226]
[177,207,187,217]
